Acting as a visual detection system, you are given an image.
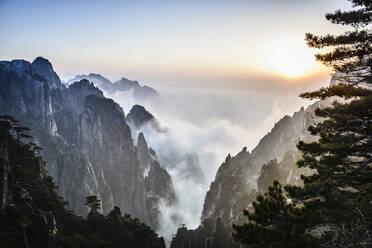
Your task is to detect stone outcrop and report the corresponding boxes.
[127,105,168,133]
[127,105,155,128]
[145,161,177,230]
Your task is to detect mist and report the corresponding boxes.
[103,71,331,244]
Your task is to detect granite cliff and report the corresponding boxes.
[0,57,175,231]
[0,118,165,248]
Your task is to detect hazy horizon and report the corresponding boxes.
[1,0,351,82]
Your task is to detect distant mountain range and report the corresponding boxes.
[66,73,159,101]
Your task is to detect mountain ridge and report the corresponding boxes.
[66,73,159,101]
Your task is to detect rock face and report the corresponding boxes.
[201,148,256,225]
[66,73,159,101]
[127,105,155,128]
[127,105,168,133]
[127,104,155,128]
[137,132,157,173]
[0,121,166,248]
[201,100,327,225]
[145,161,177,230]
[135,131,177,230]
[31,57,63,90]
[256,150,312,193]
[0,57,175,230]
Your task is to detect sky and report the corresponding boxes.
[0,0,351,86]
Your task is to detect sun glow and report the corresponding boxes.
[258,37,321,78]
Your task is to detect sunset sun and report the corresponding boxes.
[259,38,319,78]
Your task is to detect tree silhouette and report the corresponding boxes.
[234,1,372,247]
[85,195,101,215]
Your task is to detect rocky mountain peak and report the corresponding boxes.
[66,73,159,102]
[0,60,33,77]
[126,104,154,128]
[66,73,112,91]
[31,57,62,89]
[88,73,109,80]
[145,161,177,229]
[225,153,232,162]
[115,77,141,90]
[32,57,53,72]
[114,77,159,100]
[137,132,148,150]
[68,79,104,97]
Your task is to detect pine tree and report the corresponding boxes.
[233,181,313,248]
[305,0,372,85]
[85,195,101,215]
[233,0,372,247]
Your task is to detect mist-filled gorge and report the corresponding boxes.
[1,0,371,248]
[93,73,326,241]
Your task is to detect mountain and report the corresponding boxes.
[256,149,316,193]
[145,161,177,231]
[66,73,112,92]
[66,73,159,101]
[135,132,177,230]
[114,77,158,100]
[200,98,329,225]
[32,57,63,90]
[170,93,332,248]
[127,105,168,133]
[170,73,372,248]
[0,118,165,248]
[127,105,155,127]
[0,57,175,231]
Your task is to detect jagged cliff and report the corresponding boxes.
[201,99,327,225]
[127,105,168,134]
[0,119,165,248]
[136,132,177,230]
[0,57,175,231]
[145,161,177,230]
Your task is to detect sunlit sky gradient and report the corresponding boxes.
[0,0,351,87]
